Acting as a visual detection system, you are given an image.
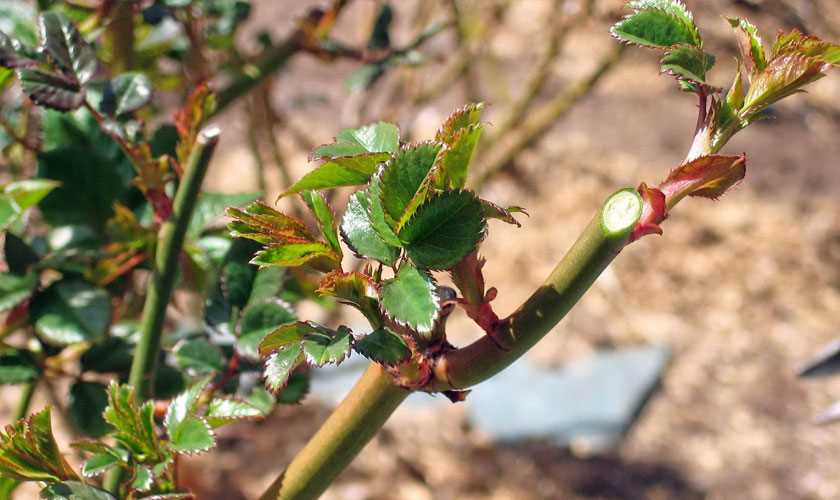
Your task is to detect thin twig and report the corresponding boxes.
[485,0,578,147]
[473,46,624,190]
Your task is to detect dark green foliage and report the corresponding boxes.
[69,381,110,438]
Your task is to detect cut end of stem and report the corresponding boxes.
[198,126,222,145]
[601,188,643,237]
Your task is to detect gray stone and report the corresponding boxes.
[466,345,671,453]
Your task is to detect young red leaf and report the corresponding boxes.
[659,154,747,208]
[630,182,667,242]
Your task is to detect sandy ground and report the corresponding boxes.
[6,0,840,498]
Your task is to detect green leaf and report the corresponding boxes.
[17,69,83,111]
[728,17,767,76]
[164,377,216,454]
[37,109,137,229]
[435,103,483,145]
[276,372,309,405]
[130,466,153,492]
[660,46,714,83]
[354,327,410,365]
[246,386,276,413]
[31,279,110,346]
[0,179,61,231]
[259,321,351,367]
[205,398,266,428]
[380,264,438,333]
[0,408,78,482]
[174,339,225,374]
[38,12,97,85]
[0,349,39,385]
[301,191,341,255]
[80,452,122,478]
[102,383,164,461]
[312,122,399,159]
[39,481,115,500]
[0,477,18,498]
[316,271,380,324]
[168,416,215,454]
[301,325,351,366]
[189,192,260,239]
[80,337,133,374]
[107,72,152,116]
[69,381,110,438]
[611,0,700,49]
[399,190,487,270]
[5,179,61,213]
[251,242,340,271]
[0,271,37,312]
[283,153,390,196]
[339,190,400,266]
[437,123,482,189]
[237,299,296,360]
[366,177,402,247]
[376,142,443,230]
[263,344,304,393]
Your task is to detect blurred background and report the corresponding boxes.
[6,0,840,498]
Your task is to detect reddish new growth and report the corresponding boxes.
[630,153,747,242]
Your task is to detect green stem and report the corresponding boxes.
[13,380,37,421]
[104,128,218,495]
[258,189,642,499]
[127,127,220,398]
[429,188,642,390]
[258,364,409,500]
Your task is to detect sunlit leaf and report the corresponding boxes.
[103,383,164,461]
[0,408,78,482]
[376,142,443,230]
[399,190,486,270]
[380,264,438,333]
[38,12,97,84]
[312,122,399,160]
[611,0,700,49]
[339,190,400,266]
[728,17,766,76]
[659,154,747,207]
[301,190,341,255]
[283,153,390,196]
[354,327,410,365]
